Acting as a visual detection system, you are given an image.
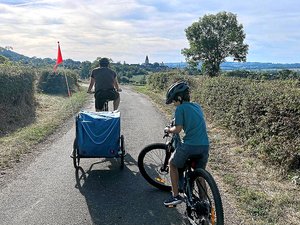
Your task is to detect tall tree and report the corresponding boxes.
[182,11,248,76]
[80,61,92,79]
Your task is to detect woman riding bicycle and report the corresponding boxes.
[87,57,122,111]
[163,81,210,206]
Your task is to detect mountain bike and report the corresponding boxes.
[88,88,122,112]
[101,101,109,111]
[138,121,224,225]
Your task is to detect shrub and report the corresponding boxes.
[147,71,197,91]
[0,65,36,135]
[37,69,79,95]
[223,69,300,80]
[194,77,300,171]
[147,72,300,171]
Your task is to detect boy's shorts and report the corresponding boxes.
[170,143,209,169]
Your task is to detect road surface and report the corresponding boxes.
[0,86,191,225]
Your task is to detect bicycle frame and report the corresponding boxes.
[138,122,224,224]
[102,101,109,111]
[89,91,110,112]
[163,133,208,207]
[160,134,173,173]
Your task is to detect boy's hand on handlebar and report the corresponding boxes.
[164,126,170,134]
[87,90,94,94]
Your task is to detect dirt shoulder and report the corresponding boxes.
[0,90,89,188]
[208,121,300,225]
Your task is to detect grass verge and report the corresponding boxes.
[133,85,300,225]
[0,89,88,169]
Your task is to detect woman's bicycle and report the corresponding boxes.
[138,122,224,225]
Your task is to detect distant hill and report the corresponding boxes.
[0,47,81,69]
[0,47,31,62]
[165,61,300,70]
[2,47,300,71]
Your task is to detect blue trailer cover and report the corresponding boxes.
[76,111,120,157]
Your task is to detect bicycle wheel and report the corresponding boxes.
[103,101,108,111]
[120,135,125,169]
[186,169,224,225]
[138,143,172,191]
[72,138,80,169]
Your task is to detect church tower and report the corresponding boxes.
[145,55,149,65]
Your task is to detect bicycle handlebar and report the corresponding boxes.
[163,118,176,138]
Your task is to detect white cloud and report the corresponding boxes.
[0,0,300,63]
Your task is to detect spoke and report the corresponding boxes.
[143,148,171,186]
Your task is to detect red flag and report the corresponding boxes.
[54,41,63,72]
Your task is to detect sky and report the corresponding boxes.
[1,0,300,64]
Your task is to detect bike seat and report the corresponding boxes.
[186,155,202,169]
[187,154,203,160]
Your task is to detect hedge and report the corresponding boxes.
[194,77,300,171]
[147,71,198,91]
[0,65,36,135]
[37,69,79,95]
[147,72,300,171]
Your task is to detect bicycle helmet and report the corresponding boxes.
[99,57,110,67]
[165,81,190,104]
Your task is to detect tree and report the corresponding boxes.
[182,11,248,77]
[0,55,8,64]
[139,75,147,85]
[80,61,92,79]
[120,76,130,84]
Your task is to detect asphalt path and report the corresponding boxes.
[0,86,189,225]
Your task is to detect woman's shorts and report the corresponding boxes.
[170,143,209,169]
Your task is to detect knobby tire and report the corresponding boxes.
[138,143,172,192]
[189,169,224,225]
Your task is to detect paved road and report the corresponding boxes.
[0,86,189,225]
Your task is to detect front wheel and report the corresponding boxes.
[138,143,172,191]
[186,169,224,225]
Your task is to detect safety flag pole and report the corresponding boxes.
[54,42,74,116]
[54,41,71,97]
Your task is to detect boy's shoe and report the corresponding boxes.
[164,195,183,206]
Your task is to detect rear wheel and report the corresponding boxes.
[103,101,108,111]
[138,143,172,191]
[186,169,224,225]
[72,138,80,169]
[120,135,125,169]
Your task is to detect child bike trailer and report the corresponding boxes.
[72,111,125,169]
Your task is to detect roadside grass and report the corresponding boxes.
[133,85,173,116]
[0,89,88,169]
[130,74,146,83]
[133,85,300,225]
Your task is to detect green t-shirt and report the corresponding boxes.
[174,102,209,146]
